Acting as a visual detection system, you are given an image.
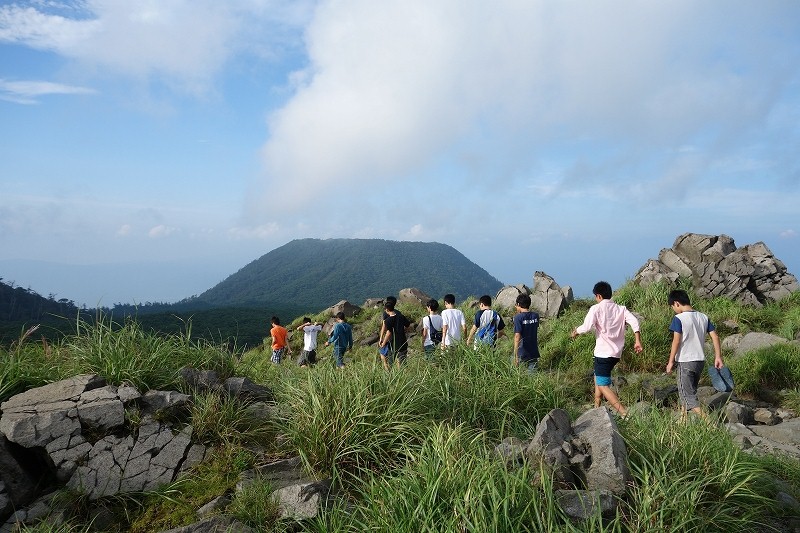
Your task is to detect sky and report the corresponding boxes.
[1,1,799,308]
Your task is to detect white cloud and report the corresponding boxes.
[148,225,178,238]
[254,1,800,216]
[780,229,797,239]
[0,1,312,95]
[115,224,131,237]
[0,78,95,104]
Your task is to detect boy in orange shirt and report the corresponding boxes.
[270,316,291,364]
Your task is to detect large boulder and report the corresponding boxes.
[722,332,791,358]
[571,408,631,496]
[494,285,530,311]
[398,288,433,306]
[531,271,570,318]
[633,233,798,305]
[325,300,361,318]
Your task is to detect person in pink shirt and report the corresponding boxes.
[570,281,642,416]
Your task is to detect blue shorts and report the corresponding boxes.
[594,356,620,386]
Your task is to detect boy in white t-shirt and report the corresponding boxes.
[421,298,444,360]
[667,289,724,417]
[440,293,466,348]
[295,317,322,367]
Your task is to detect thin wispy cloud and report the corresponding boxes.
[0,78,95,103]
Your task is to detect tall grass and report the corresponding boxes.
[621,410,777,532]
[307,423,593,533]
[727,343,800,395]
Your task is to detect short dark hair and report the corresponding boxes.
[386,295,397,305]
[479,295,492,307]
[302,317,311,324]
[516,293,531,309]
[668,289,691,306]
[444,294,456,305]
[426,299,439,311]
[271,316,280,325]
[593,281,613,300]
[335,311,346,321]
[384,300,396,312]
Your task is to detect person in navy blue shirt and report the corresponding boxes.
[513,294,540,372]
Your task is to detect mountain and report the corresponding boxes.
[189,239,504,311]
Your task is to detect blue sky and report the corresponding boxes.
[1,1,799,308]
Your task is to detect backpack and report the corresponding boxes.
[476,311,499,345]
[427,316,442,344]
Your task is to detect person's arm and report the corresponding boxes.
[709,330,723,369]
[326,324,338,346]
[513,332,521,366]
[347,326,353,351]
[571,308,595,338]
[467,324,477,344]
[666,332,681,374]
[497,315,506,338]
[422,317,429,349]
[380,328,392,349]
[632,331,643,353]
[441,322,449,346]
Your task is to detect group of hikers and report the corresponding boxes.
[267,281,725,418]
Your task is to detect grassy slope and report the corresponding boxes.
[2,282,799,532]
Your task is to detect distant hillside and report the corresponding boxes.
[189,239,504,311]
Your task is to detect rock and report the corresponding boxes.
[67,421,199,499]
[632,233,798,305]
[325,300,361,318]
[556,489,618,520]
[531,272,569,318]
[398,288,432,306]
[139,390,191,419]
[222,377,273,403]
[724,402,754,425]
[196,494,232,518]
[271,479,331,520]
[749,418,800,447]
[495,436,527,466]
[753,408,779,426]
[494,285,530,311]
[179,368,222,392]
[722,332,790,358]
[362,298,385,309]
[158,515,255,533]
[696,387,731,410]
[572,408,631,496]
[0,437,43,517]
[526,409,572,455]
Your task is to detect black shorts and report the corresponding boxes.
[593,356,620,386]
[296,349,317,366]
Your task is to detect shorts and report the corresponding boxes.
[677,360,705,410]
[296,349,317,366]
[271,347,286,364]
[594,356,620,386]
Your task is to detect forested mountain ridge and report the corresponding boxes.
[189,239,504,311]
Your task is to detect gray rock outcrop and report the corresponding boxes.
[398,288,433,306]
[633,233,798,305]
[494,272,572,318]
[325,300,361,318]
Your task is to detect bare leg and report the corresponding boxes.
[597,385,627,416]
[594,385,602,408]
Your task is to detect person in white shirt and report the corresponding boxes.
[296,317,322,367]
[440,293,466,349]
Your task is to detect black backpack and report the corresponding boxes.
[427,316,443,344]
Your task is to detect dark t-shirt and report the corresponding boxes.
[513,311,540,362]
[384,311,411,353]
